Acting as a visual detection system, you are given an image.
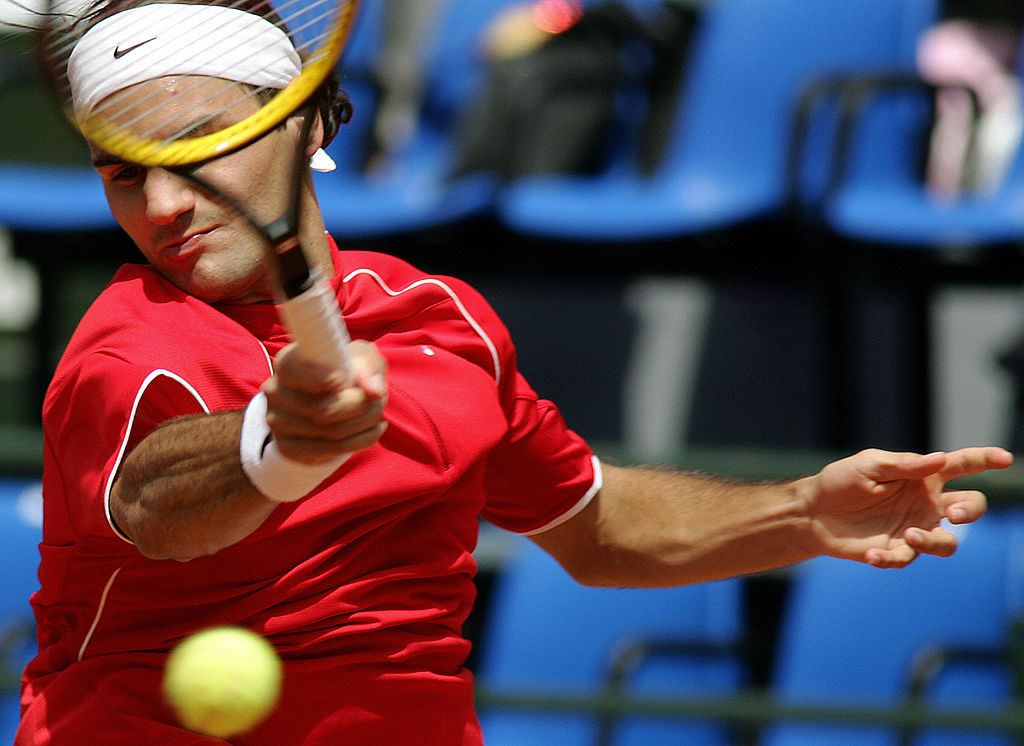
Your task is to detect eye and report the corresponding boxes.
[101,164,146,186]
[113,164,146,184]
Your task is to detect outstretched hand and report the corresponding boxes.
[804,447,1013,568]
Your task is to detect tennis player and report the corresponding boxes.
[18,1,1013,743]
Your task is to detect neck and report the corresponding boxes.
[296,180,333,279]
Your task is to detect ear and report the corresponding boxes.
[305,110,326,161]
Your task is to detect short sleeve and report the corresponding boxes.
[42,265,275,544]
[43,353,210,542]
[480,372,599,534]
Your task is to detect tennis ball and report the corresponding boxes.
[163,626,283,738]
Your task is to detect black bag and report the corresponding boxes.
[451,1,655,181]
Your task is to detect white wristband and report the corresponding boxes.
[239,391,349,503]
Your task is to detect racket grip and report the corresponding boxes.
[279,274,352,377]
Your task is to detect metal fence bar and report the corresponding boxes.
[474,688,1024,734]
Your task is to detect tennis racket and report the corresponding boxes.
[36,0,361,374]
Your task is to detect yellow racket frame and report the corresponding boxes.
[76,0,359,167]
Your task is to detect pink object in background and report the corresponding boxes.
[916,20,1023,199]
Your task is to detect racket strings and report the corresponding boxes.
[43,0,335,80]
[42,0,357,166]
[89,81,280,148]
[107,2,329,146]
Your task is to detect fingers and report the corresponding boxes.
[940,489,988,524]
[865,525,959,568]
[266,383,384,437]
[273,340,387,398]
[936,446,1013,482]
[263,340,388,462]
[852,446,1012,485]
[273,421,387,463]
[265,381,386,461]
[865,543,918,569]
[905,525,958,558]
[824,447,1012,571]
[852,449,947,483]
[348,340,388,399]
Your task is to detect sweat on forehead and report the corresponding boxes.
[67,3,301,117]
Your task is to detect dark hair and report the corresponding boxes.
[317,69,352,147]
[72,0,352,146]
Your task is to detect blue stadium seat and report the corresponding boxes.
[800,24,1024,250]
[826,146,1024,247]
[0,479,42,744]
[475,536,746,746]
[0,164,114,232]
[495,0,935,243]
[761,511,1024,746]
[781,15,1024,451]
[0,31,115,233]
[314,0,507,239]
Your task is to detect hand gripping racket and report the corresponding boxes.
[36,0,361,374]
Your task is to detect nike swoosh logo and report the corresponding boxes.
[113,37,156,59]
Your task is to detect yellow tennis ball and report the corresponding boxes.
[163,626,283,738]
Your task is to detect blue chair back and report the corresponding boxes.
[322,0,385,176]
[493,0,939,241]
[316,0,507,236]
[476,537,745,746]
[824,87,935,200]
[663,0,935,191]
[0,479,42,744]
[761,511,1024,746]
[419,0,518,125]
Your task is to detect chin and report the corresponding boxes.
[189,273,271,305]
[166,255,266,304]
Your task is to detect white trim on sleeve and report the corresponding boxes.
[522,455,603,537]
[103,369,210,543]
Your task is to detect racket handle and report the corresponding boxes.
[278,273,352,377]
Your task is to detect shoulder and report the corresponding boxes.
[66,263,258,348]
[48,263,270,407]
[339,251,498,322]
[339,251,479,298]
[71,263,212,334]
[338,251,512,383]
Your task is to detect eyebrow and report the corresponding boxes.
[89,107,238,169]
[91,151,126,169]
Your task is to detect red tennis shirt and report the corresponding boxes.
[19,242,599,744]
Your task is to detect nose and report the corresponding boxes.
[143,168,196,225]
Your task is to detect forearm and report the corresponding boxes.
[110,410,277,561]
[109,341,387,562]
[533,461,816,587]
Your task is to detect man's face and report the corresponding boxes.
[89,75,301,304]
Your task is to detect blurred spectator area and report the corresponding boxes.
[7,4,1024,741]
[3,0,1024,466]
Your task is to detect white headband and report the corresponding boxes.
[68,4,336,171]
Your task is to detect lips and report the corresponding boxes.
[160,227,214,260]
